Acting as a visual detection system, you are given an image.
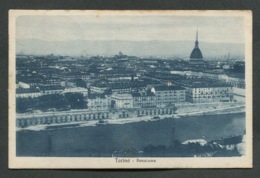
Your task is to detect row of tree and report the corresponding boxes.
[16,93,86,113]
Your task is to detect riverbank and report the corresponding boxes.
[16,102,245,131]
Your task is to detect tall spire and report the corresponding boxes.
[190,28,203,60]
[195,29,199,48]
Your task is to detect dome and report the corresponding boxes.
[190,47,203,59]
[189,29,203,60]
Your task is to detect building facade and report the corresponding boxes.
[151,85,186,107]
[132,92,156,108]
[16,88,42,98]
[87,94,111,111]
[186,85,233,103]
[90,84,109,94]
[111,93,134,108]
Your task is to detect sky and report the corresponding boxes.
[16,14,245,44]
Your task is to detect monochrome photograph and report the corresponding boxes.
[8,10,252,168]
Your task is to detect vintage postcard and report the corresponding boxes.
[9,10,252,168]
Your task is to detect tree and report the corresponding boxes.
[64,93,86,109]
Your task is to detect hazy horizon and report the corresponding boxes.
[16,14,245,58]
[16,38,245,58]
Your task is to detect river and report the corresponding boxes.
[16,113,245,157]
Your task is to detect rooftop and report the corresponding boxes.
[154,85,185,91]
[88,93,107,99]
[16,88,41,94]
[190,48,203,59]
[111,93,133,99]
[132,91,155,97]
[181,80,232,88]
[39,85,65,91]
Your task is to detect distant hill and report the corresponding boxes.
[16,39,245,58]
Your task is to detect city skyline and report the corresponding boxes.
[16,14,245,57]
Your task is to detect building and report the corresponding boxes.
[17,81,30,89]
[189,30,205,66]
[90,83,109,94]
[16,88,42,98]
[17,78,42,88]
[151,85,186,107]
[39,85,65,95]
[63,87,88,96]
[16,110,110,127]
[16,106,176,127]
[218,73,245,89]
[16,85,66,98]
[132,91,156,108]
[184,81,233,103]
[110,81,147,94]
[106,74,138,81]
[111,93,133,109]
[226,73,245,89]
[87,94,111,111]
[110,83,132,94]
[45,77,64,86]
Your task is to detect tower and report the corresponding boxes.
[189,29,204,66]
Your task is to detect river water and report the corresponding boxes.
[16,113,245,157]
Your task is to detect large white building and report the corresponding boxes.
[111,93,133,109]
[87,94,111,111]
[225,74,245,89]
[185,82,233,103]
[151,85,186,107]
